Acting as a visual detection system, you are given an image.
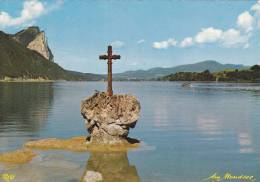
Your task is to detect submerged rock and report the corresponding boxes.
[25,136,139,152]
[81,92,141,144]
[0,148,36,164]
[82,171,103,182]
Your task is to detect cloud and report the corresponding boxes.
[237,11,254,32]
[0,0,63,27]
[178,27,250,48]
[251,1,260,14]
[180,37,193,47]
[137,39,145,44]
[46,0,64,13]
[110,40,124,48]
[251,1,260,28]
[220,28,250,48]
[156,1,260,49]
[152,38,177,49]
[194,27,223,44]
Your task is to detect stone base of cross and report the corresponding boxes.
[99,45,121,96]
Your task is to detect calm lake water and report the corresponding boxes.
[0,82,260,182]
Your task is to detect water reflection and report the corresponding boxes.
[81,152,140,182]
[0,83,54,133]
[196,117,221,135]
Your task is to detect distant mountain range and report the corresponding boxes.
[0,27,247,81]
[113,60,247,80]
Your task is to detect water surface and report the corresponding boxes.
[0,82,259,182]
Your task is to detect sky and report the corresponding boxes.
[1,0,260,74]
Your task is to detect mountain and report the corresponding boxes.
[114,60,246,80]
[12,26,54,61]
[66,71,105,81]
[0,27,104,81]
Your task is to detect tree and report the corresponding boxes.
[250,65,260,71]
[203,70,210,74]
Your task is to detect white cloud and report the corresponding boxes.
[251,1,260,14]
[0,0,63,27]
[194,27,223,44]
[137,39,145,44]
[152,38,177,49]
[177,27,250,49]
[237,11,254,32]
[220,28,250,48]
[180,37,193,47]
[153,1,260,49]
[46,0,64,13]
[110,40,124,48]
[251,1,260,29]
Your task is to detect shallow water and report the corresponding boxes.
[0,82,260,182]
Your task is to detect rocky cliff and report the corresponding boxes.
[12,26,54,61]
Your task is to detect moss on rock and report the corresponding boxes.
[25,136,139,152]
[0,148,36,164]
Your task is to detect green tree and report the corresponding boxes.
[250,65,260,71]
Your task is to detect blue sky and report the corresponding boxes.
[1,0,260,74]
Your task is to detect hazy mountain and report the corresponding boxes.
[114,60,246,80]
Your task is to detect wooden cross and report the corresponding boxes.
[99,45,121,96]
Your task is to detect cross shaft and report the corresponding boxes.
[99,45,120,96]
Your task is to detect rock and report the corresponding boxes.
[81,92,141,144]
[82,171,103,182]
[27,31,53,61]
[12,26,54,61]
[12,26,40,45]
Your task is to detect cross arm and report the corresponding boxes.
[99,55,108,60]
[112,55,121,60]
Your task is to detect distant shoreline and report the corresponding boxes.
[0,80,55,83]
[1,79,260,83]
[0,78,55,83]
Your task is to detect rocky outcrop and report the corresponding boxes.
[12,26,40,45]
[81,92,141,144]
[27,31,53,61]
[12,26,54,61]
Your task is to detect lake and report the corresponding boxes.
[0,82,260,182]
